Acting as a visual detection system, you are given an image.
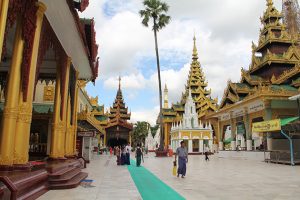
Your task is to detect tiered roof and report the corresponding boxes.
[106,77,132,130]
[220,0,300,109]
[180,36,218,118]
[161,36,218,122]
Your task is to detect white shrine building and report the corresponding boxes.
[170,89,213,153]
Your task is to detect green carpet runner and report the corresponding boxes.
[127,160,185,200]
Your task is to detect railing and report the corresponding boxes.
[29,143,47,154]
[0,176,17,200]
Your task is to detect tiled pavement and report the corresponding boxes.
[39,154,141,200]
[39,153,300,200]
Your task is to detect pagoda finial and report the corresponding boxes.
[192,34,198,60]
[118,76,121,90]
[267,0,273,7]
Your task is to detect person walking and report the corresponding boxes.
[136,144,144,167]
[204,146,210,162]
[109,147,113,156]
[175,141,188,178]
[125,143,131,165]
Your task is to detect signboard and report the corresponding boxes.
[233,109,244,118]
[220,113,230,121]
[77,131,95,137]
[252,119,281,132]
[248,101,264,114]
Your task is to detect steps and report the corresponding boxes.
[49,172,88,190]
[17,184,48,200]
[15,170,49,200]
[47,159,87,190]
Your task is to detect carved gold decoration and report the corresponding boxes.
[43,85,54,101]
[2,107,19,119]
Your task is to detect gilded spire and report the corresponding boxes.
[118,76,121,90]
[192,34,198,60]
[267,0,274,7]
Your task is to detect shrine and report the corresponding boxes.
[207,0,300,154]
[0,0,100,198]
[160,36,218,149]
[105,77,133,147]
[171,89,213,154]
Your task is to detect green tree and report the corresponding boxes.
[132,121,150,147]
[140,0,171,150]
[150,124,159,138]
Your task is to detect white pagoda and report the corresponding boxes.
[171,89,213,153]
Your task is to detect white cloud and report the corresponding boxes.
[130,106,160,125]
[103,73,147,90]
[81,0,285,124]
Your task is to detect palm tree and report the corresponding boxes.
[140,0,170,151]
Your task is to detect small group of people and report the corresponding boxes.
[113,143,132,165]
[175,141,210,178]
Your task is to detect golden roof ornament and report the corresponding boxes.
[192,34,199,60]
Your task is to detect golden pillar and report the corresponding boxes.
[50,58,71,158]
[14,3,46,165]
[0,18,24,166]
[0,0,9,58]
[164,123,168,147]
[65,95,72,156]
[72,73,79,155]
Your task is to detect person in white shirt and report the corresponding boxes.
[125,143,131,165]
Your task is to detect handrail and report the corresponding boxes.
[0,176,17,200]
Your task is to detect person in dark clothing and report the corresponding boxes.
[204,146,210,161]
[135,144,144,167]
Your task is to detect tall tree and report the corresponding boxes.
[140,0,170,150]
[132,121,150,147]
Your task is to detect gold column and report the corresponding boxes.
[65,95,72,156]
[50,58,71,158]
[71,72,79,155]
[0,0,9,58]
[0,18,24,166]
[164,123,168,147]
[14,3,46,165]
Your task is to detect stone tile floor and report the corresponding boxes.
[39,153,300,200]
[39,154,141,200]
[143,153,300,200]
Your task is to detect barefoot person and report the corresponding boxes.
[136,144,144,167]
[175,141,188,178]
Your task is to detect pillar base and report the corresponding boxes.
[219,142,224,150]
[247,140,252,151]
[231,141,236,150]
[48,157,67,161]
[0,163,32,171]
[0,165,14,171]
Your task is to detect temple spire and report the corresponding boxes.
[192,34,198,60]
[267,0,274,7]
[118,76,121,90]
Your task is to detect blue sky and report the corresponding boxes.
[81,0,283,124]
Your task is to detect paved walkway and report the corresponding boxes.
[39,153,300,200]
[39,155,141,200]
[143,153,300,200]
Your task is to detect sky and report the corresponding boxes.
[80,0,282,125]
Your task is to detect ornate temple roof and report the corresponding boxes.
[180,36,218,118]
[160,36,218,123]
[106,77,133,130]
[219,0,300,109]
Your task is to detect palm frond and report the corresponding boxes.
[157,14,171,30]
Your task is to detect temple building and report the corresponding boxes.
[160,36,218,148]
[0,0,100,198]
[170,89,213,153]
[105,77,133,147]
[207,0,300,152]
